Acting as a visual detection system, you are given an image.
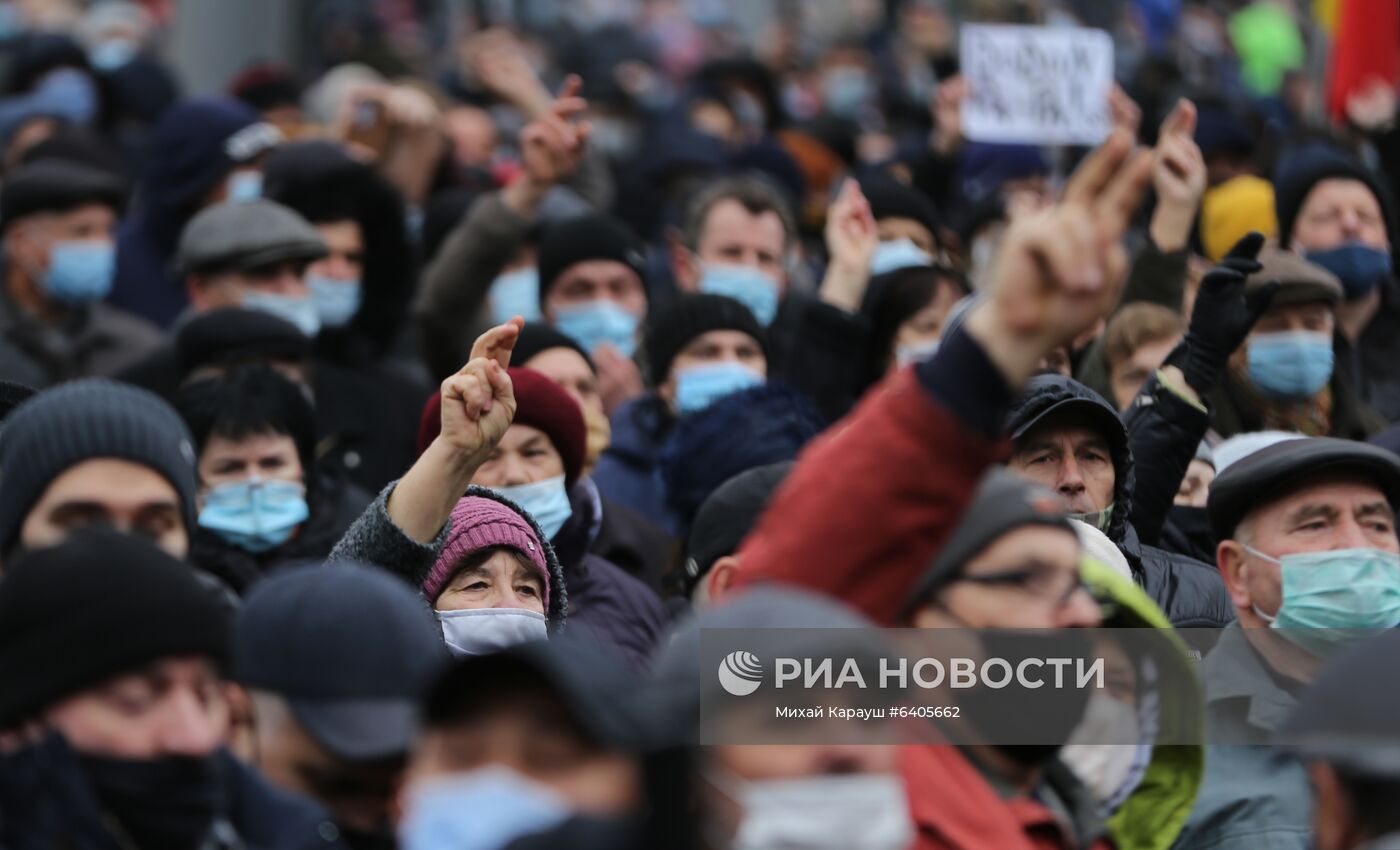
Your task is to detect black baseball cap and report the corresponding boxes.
[1207,437,1400,541]
[684,462,792,595]
[231,562,448,760]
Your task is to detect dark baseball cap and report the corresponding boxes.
[231,562,448,760]
[1207,437,1400,540]
[684,462,792,595]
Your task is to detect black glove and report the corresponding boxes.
[1166,231,1281,393]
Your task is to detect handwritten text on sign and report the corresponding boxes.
[961,25,1114,146]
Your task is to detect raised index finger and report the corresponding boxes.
[1062,128,1134,207]
[468,316,525,369]
[1158,98,1196,139]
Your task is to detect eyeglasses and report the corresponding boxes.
[956,567,1116,617]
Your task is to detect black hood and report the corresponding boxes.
[1004,374,1135,544]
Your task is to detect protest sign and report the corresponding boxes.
[961,24,1115,145]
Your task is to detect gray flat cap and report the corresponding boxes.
[177,199,326,273]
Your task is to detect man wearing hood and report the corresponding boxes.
[0,531,349,849]
[110,96,281,327]
[1274,146,1400,421]
[1174,437,1400,850]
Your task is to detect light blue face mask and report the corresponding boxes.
[493,475,572,541]
[699,264,781,326]
[551,300,638,357]
[895,338,941,368]
[399,766,572,850]
[41,241,115,306]
[869,238,933,276]
[226,170,263,203]
[437,608,548,658]
[821,67,875,118]
[1245,545,1400,657]
[89,39,139,71]
[674,361,764,415]
[488,266,543,324]
[198,479,308,553]
[306,274,362,328]
[242,290,321,337]
[1246,330,1334,400]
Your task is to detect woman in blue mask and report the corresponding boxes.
[420,366,668,670]
[176,365,371,593]
[1204,249,1385,440]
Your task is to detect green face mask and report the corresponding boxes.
[1244,545,1400,657]
[1069,504,1114,533]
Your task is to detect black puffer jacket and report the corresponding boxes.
[1006,375,1235,637]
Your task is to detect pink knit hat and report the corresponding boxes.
[422,496,550,606]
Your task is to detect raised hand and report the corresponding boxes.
[1149,99,1207,251]
[1109,83,1142,137]
[1166,231,1277,393]
[437,317,524,467]
[470,29,555,118]
[965,129,1153,387]
[819,179,880,312]
[503,76,590,217]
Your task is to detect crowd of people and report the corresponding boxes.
[0,0,1399,848]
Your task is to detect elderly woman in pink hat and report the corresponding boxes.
[421,490,568,657]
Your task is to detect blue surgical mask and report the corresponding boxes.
[41,241,115,306]
[1246,330,1333,400]
[1245,545,1400,657]
[36,69,98,126]
[89,39,139,71]
[493,475,572,541]
[674,361,764,415]
[699,264,781,326]
[551,300,638,357]
[307,274,362,328]
[1305,243,1393,299]
[198,479,308,553]
[226,170,263,202]
[870,238,932,276]
[399,767,571,850]
[821,67,875,118]
[437,608,548,657]
[242,290,321,337]
[488,267,543,324]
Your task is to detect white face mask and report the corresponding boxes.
[719,773,914,850]
[1059,694,1151,811]
[895,338,941,368]
[437,608,547,657]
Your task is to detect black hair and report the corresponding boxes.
[1336,768,1400,839]
[174,365,317,480]
[859,265,966,389]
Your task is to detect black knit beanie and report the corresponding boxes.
[0,530,231,727]
[513,322,595,374]
[859,173,942,241]
[0,381,36,423]
[536,214,647,303]
[1274,147,1398,249]
[644,293,769,385]
[0,380,198,553]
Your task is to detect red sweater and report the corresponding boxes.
[732,329,1010,624]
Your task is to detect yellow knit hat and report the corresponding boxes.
[1200,175,1278,261]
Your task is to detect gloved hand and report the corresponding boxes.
[1166,231,1280,393]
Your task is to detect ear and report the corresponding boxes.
[668,229,700,292]
[706,556,739,603]
[1216,539,1253,611]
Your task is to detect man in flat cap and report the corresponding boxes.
[0,159,159,387]
[1176,437,1400,850]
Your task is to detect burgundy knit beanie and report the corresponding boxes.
[423,496,550,605]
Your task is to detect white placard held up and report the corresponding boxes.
[961,24,1115,146]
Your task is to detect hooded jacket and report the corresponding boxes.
[110,98,265,327]
[1004,375,1235,639]
[1080,558,1205,850]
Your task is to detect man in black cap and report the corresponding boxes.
[1282,629,1400,850]
[536,213,650,362]
[233,562,446,848]
[683,461,792,604]
[0,158,160,388]
[0,377,198,566]
[593,292,768,532]
[177,198,328,338]
[1275,146,1400,420]
[1175,437,1400,850]
[398,639,653,848]
[0,531,348,849]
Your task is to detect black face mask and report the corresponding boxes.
[79,754,224,850]
[338,823,398,850]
